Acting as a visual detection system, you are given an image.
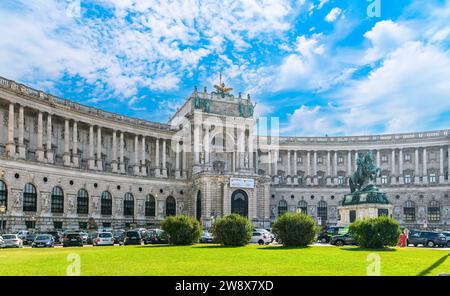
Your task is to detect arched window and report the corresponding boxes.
[23,183,37,212]
[77,189,89,214]
[403,200,416,222]
[0,180,7,209]
[145,194,155,217]
[196,191,202,221]
[166,196,176,216]
[101,191,112,216]
[297,200,308,214]
[428,200,440,222]
[51,186,64,213]
[278,200,288,216]
[124,193,134,216]
[231,190,248,217]
[317,200,328,222]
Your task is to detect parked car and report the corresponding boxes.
[251,231,271,245]
[200,231,214,243]
[87,232,98,245]
[0,236,4,248]
[32,234,55,248]
[63,233,84,247]
[1,234,23,248]
[120,230,142,245]
[407,231,447,247]
[143,229,168,245]
[317,226,349,243]
[93,232,114,246]
[16,230,29,240]
[442,231,450,247]
[330,233,356,246]
[44,231,63,244]
[113,229,125,244]
[254,229,275,243]
[79,231,89,244]
[23,233,37,245]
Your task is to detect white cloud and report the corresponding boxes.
[363,20,415,62]
[325,7,342,23]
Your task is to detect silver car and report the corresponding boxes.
[32,234,55,248]
[1,234,23,248]
[0,236,4,248]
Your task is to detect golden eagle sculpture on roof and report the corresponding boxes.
[213,82,233,94]
[213,73,233,94]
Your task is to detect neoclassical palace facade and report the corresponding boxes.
[0,76,449,232]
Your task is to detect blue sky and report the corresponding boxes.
[1,0,450,136]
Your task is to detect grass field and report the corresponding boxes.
[0,245,449,276]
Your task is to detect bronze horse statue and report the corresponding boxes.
[349,152,381,193]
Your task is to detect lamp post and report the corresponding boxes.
[0,205,6,234]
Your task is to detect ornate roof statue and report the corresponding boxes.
[213,82,233,94]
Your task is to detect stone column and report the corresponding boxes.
[46,114,53,163]
[175,141,181,178]
[141,136,147,176]
[347,151,352,176]
[376,150,381,184]
[255,149,260,174]
[439,146,445,183]
[248,126,254,171]
[119,132,125,173]
[274,149,278,177]
[306,151,311,185]
[399,148,404,184]
[326,151,331,185]
[17,105,25,159]
[88,125,95,170]
[162,139,167,177]
[63,119,71,166]
[204,125,210,166]
[333,151,338,184]
[448,146,450,184]
[111,130,117,173]
[353,151,358,172]
[72,121,78,167]
[414,148,420,184]
[194,124,200,165]
[36,111,44,161]
[134,135,140,175]
[391,149,396,184]
[155,138,160,177]
[182,142,187,178]
[96,126,103,171]
[422,147,428,184]
[286,150,291,184]
[6,103,16,157]
[267,150,272,176]
[237,127,244,169]
[293,150,298,176]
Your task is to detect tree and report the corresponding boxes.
[161,215,202,245]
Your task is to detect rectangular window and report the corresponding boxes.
[53,221,63,230]
[381,176,388,184]
[79,222,88,230]
[338,176,344,185]
[381,155,388,163]
[428,207,440,222]
[25,221,36,229]
[429,174,436,183]
[404,208,415,222]
[317,157,323,164]
[378,209,388,217]
[297,156,302,163]
[338,156,344,164]
[404,175,411,184]
[404,154,411,161]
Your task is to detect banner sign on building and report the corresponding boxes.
[230,178,255,189]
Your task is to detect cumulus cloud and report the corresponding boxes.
[325,7,342,22]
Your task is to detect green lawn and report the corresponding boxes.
[0,245,449,276]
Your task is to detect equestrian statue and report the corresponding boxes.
[349,151,381,193]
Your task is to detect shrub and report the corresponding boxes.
[211,214,253,246]
[161,215,202,245]
[272,212,318,247]
[349,216,401,249]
